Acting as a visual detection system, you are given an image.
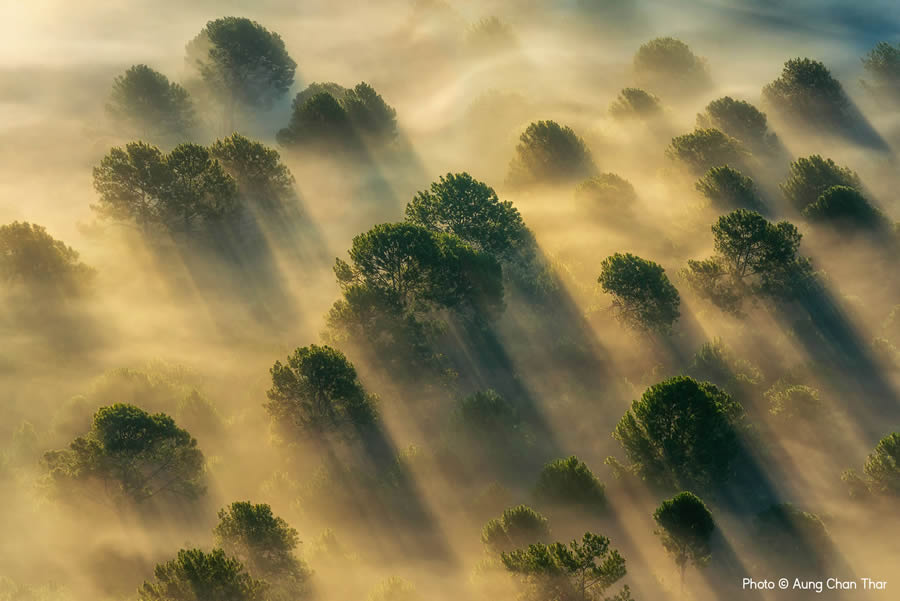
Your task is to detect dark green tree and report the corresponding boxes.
[482,505,551,554]
[861,42,900,101]
[765,383,821,420]
[653,492,714,592]
[633,37,710,96]
[507,121,596,187]
[695,166,765,213]
[405,172,528,257]
[500,533,630,601]
[780,155,862,212]
[0,222,95,297]
[612,376,745,491]
[843,432,900,497]
[92,142,171,234]
[209,134,295,211]
[688,338,762,393]
[214,501,311,600]
[186,17,296,132]
[753,504,830,575]
[43,403,205,504]
[342,82,398,140]
[598,253,680,333]
[107,65,196,141]
[802,185,886,229]
[534,456,606,514]
[265,344,377,438]
[666,128,747,174]
[696,97,779,154]
[277,92,353,149]
[455,389,520,439]
[292,82,350,107]
[164,143,238,236]
[609,88,662,120]
[762,58,851,130]
[138,548,264,601]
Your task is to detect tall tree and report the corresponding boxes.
[107,65,196,141]
[666,128,748,174]
[695,166,765,213]
[695,97,780,154]
[598,253,680,333]
[92,142,171,234]
[163,143,238,237]
[0,221,95,297]
[762,58,851,131]
[507,121,596,187]
[534,456,607,515]
[802,185,887,229]
[138,548,264,601]
[780,155,862,212]
[209,133,295,212]
[653,492,714,594]
[482,505,551,554]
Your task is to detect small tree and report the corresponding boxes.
[598,253,680,333]
[138,548,264,601]
[500,532,630,601]
[482,505,551,554]
[609,88,662,120]
[695,166,765,213]
[696,97,779,153]
[214,501,311,600]
[801,185,886,229]
[653,492,714,594]
[107,65,196,141]
[612,376,745,491]
[575,174,637,215]
[43,403,205,504]
[762,58,851,130]
[780,155,862,212]
[633,37,710,96]
[534,456,606,514]
[265,344,377,439]
[843,432,900,497]
[507,121,596,187]
[861,42,900,101]
[186,17,296,133]
[666,128,747,174]
[405,172,528,257]
[0,222,95,297]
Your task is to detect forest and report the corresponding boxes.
[1,1,899,600]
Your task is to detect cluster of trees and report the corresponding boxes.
[0,222,95,299]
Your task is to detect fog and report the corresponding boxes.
[2,1,899,601]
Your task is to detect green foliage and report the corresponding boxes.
[107,65,196,140]
[292,82,350,107]
[780,155,862,212]
[187,17,296,129]
[214,502,311,600]
[482,505,551,554]
[534,456,606,513]
[802,185,886,229]
[613,376,745,491]
[609,87,662,119]
[666,128,748,174]
[265,344,377,438]
[43,403,205,504]
[138,548,265,601]
[405,172,528,258]
[500,532,629,601]
[166,143,239,234]
[342,82,399,140]
[0,222,95,297]
[861,42,900,100]
[762,58,850,128]
[696,97,779,153]
[688,338,762,391]
[653,492,714,580]
[574,174,637,215]
[633,37,710,95]
[766,384,821,420]
[862,432,900,495]
[507,121,596,187]
[683,209,812,314]
[695,166,765,213]
[367,577,418,601]
[598,252,680,332]
[209,134,295,211]
[455,389,520,437]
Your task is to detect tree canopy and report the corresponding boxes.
[107,64,196,141]
[609,88,662,120]
[138,548,264,601]
[753,503,830,574]
[533,456,606,514]
[209,134,295,211]
[0,221,95,297]
[696,96,779,154]
[507,121,596,187]
[801,185,886,229]
[695,166,765,213]
[186,17,296,131]
[843,432,900,497]
[861,42,900,101]
[780,155,862,212]
[633,37,710,96]
[265,344,377,438]
[666,128,748,174]
[598,252,680,333]
[612,376,745,491]
[762,58,851,130]
[43,403,205,504]
[574,174,637,215]
[482,505,551,554]
[404,172,528,258]
[653,492,714,586]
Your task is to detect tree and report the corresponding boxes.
[780,155,862,212]
[534,456,606,514]
[612,376,745,491]
[753,504,830,575]
[500,532,630,601]
[277,92,353,149]
[861,42,900,101]
[165,143,238,236]
[695,97,779,154]
[265,344,377,438]
[342,82,398,141]
[666,128,748,174]
[214,502,311,600]
[765,384,821,420]
[92,142,170,234]
[0,222,95,297]
[507,121,596,187]
[292,82,350,107]
[107,65,196,141]
[186,17,296,132]
[688,338,761,393]
[682,209,812,314]
[138,548,264,601]
[695,166,765,213]
[843,432,900,497]
[404,172,528,257]
[802,185,886,229]
[209,134,295,211]
[466,16,517,54]
[456,389,520,438]
[762,58,851,130]
[653,492,714,593]
[482,505,551,554]
[598,253,680,332]
[43,403,205,504]
[609,88,662,120]
[633,37,710,96]
[575,174,637,216]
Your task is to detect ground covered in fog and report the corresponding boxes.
[2,2,900,601]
